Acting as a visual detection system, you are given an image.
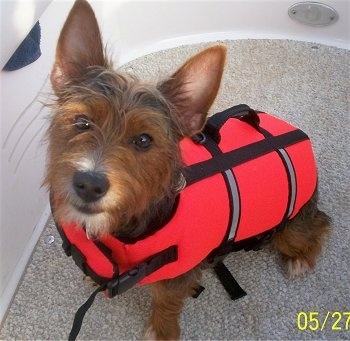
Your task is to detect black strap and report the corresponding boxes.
[67,246,177,339]
[68,284,106,341]
[192,285,205,298]
[106,245,178,297]
[203,104,260,143]
[209,104,260,130]
[214,261,247,300]
[184,129,309,186]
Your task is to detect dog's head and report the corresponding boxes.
[45,0,226,239]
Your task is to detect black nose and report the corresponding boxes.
[73,171,110,203]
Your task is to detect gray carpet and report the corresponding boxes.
[1,39,349,340]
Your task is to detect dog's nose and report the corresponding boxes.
[73,171,110,202]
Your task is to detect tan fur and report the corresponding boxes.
[145,268,202,340]
[270,193,331,279]
[46,1,331,339]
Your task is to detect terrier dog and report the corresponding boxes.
[45,0,330,339]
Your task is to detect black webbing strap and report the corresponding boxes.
[68,284,106,341]
[192,285,206,298]
[67,245,178,340]
[214,261,247,300]
[106,245,178,297]
[184,129,309,186]
[206,104,261,143]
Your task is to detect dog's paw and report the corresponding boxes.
[143,326,157,341]
[83,275,99,287]
[286,258,311,279]
[143,325,179,341]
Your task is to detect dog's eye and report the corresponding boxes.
[73,115,91,132]
[132,133,153,151]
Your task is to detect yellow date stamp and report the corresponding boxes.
[297,311,350,331]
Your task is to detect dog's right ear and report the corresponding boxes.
[51,0,107,95]
[159,45,226,137]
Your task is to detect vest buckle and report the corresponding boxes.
[106,262,147,297]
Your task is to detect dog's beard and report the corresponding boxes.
[55,202,114,238]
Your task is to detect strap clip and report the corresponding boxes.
[191,132,207,144]
[106,245,178,297]
[106,262,147,297]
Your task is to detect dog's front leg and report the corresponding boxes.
[144,268,202,340]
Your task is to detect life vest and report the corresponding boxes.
[52,104,317,298]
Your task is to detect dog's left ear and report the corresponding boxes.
[159,45,226,136]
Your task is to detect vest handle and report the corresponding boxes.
[194,104,261,144]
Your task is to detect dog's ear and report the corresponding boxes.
[51,0,107,94]
[159,45,226,136]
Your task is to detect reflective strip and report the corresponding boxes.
[225,169,241,241]
[278,148,297,218]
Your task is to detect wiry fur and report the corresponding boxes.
[45,1,331,339]
[46,67,184,238]
[270,191,331,279]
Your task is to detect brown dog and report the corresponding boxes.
[45,0,331,339]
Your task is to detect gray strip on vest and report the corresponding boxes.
[278,148,297,217]
[225,169,240,241]
[225,149,296,241]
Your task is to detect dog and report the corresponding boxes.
[44,0,331,339]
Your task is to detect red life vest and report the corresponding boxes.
[52,104,317,297]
